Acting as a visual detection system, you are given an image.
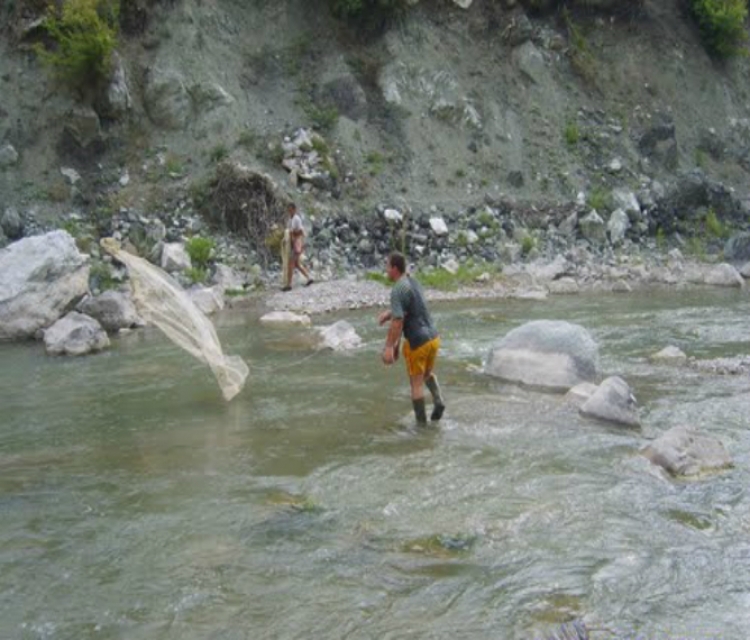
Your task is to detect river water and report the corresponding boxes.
[1,289,749,640]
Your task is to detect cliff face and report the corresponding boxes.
[1,0,749,229]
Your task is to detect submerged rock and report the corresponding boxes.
[641,425,732,477]
[318,320,362,351]
[580,376,640,427]
[260,311,311,326]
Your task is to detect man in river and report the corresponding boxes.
[282,202,314,292]
[378,251,445,424]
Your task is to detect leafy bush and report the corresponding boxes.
[35,0,119,92]
[705,208,730,238]
[185,236,214,269]
[690,0,747,58]
[564,121,580,145]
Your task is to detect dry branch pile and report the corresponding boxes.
[195,161,289,260]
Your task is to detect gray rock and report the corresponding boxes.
[0,143,19,168]
[580,376,640,427]
[607,208,630,246]
[724,232,750,262]
[579,210,606,244]
[1,207,24,240]
[143,67,192,130]
[704,263,744,287]
[102,52,132,118]
[650,345,687,364]
[485,320,599,391]
[63,105,102,149]
[43,311,110,356]
[188,286,224,315]
[0,231,89,340]
[641,425,732,477]
[161,242,192,272]
[79,290,141,332]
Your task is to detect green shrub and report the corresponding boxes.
[186,266,208,285]
[35,0,119,92]
[690,0,748,58]
[705,208,729,238]
[185,236,214,269]
[564,121,579,145]
[588,187,612,213]
[209,144,228,163]
[521,235,535,256]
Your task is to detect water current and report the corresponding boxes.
[1,289,749,639]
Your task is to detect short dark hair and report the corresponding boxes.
[388,251,406,274]
[287,202,297,211]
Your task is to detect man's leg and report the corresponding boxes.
[408,373,427,424]
[425,372,445,421]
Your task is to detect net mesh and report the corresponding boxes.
[101,238,249,401]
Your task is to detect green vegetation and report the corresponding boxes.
[418,262,497,291]
[186,266,208,285]
[185,236,214,269]
[237,129,258,149]
[365,151,386,176]
[686,235,708,260]
[35,0,119,92]
[564,121,580,146]
[364,271,391,286]
[690,0,748,58]
[655,226,667,249]
[521,235,535,256]
[564,9,596,85]
[304,103,339,132]
[587,186,612,213]
[705,208,730,238]
[209,143,228,163]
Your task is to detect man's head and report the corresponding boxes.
[386,252,406,281]
[287,202,297,217]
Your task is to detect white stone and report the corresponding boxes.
[44,311,110,356]
[189,286,225,315]
[260,311,311,326]
[429,217,449,236]
[0,231,89,340]
[384,208,403,224]
[60,167,81,185]
[318,320,362,351]
[650,345,687,364]
[160,243,192,272]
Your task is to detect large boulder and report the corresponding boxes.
[1,206,24,240]
[724,232,750,262]
[579,376,640,427]
[143,67,192,130]
[484,320,599,391]
[79,290,141,332]
[641,426,732,477]
[0,231,89,340]
[43,311,110,356]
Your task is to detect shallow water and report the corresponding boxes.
[1,288,749,639]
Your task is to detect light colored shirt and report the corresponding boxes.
[288,213,303,233]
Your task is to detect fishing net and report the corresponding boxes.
[100,238,249,401]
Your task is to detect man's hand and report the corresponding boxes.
[378,310,392,326]
[382,345,396,365]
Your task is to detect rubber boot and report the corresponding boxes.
[426,375,445,421]
[412,398,427,425]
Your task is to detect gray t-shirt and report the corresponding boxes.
[390,275,438,350]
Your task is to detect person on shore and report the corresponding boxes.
[378,251,445,424]
[283,202,314,292]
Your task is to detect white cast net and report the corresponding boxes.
[101,238,249,401]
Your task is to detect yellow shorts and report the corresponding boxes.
[402,337,440,377]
